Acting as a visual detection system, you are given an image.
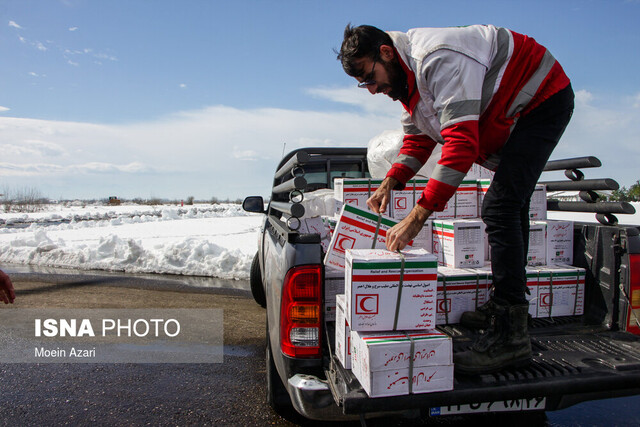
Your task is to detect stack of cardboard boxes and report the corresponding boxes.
[336,248,454,397]
[304,171,584,398]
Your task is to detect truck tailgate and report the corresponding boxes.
[326,320,640,415]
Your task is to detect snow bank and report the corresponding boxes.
[0,204,262,280]
[1,201,637,282]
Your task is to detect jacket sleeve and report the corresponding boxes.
[416,50,485,211]
[385,110,438,190]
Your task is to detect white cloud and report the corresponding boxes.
[71,162,153,174]
[8,20,22,29]
[0,163,66,176]
[1,140,65,157]
[574,89,593,104]
[0,95,398,198]
[93,53,117,61]
[69,27,78,31]
[179,83,187,89]
[0,161,154,177]
[0,106,9,112]
[1,86,637,199]
[551,89,640,187]
[16,32,116,67]
[232,148,259,161]
[307,86,402,116]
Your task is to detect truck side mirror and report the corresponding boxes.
[243,196,266,213]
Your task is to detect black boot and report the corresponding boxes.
[459,297,506,329]
[454,301,532,374]
[460,297,533,330]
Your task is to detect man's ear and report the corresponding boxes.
[379,44,395,61]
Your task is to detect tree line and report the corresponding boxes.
[608,180,640,202]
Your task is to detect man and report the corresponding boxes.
[338,24,574,374]
[0,269,16,304]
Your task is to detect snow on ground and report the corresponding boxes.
[0,203,262,280]
[0,201,638,282]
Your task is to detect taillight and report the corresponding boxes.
[626,254,640,335]
[280,265,322,358]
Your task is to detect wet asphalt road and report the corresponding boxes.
[1,268,639,426]
[0,269,293,426]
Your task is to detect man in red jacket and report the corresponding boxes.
[338,24,574,374]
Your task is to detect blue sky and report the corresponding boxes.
[1,0,639,200]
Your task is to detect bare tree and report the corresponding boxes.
[1,186,47,213]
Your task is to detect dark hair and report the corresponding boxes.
[337,24,393,77]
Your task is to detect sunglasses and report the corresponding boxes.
[357,58,377,88]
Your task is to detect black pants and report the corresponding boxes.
[482,85,575,305]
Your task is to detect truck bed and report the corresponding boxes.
[326,318,640,415]
[254,148,640,420]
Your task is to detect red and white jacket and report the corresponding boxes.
[386,25,570,212]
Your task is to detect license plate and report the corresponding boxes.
[430,397,546,415]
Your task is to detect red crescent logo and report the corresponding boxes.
[355,294,378,314]
[334,234,356,253]
[359,296,373,312]
[437,299,450,313]
[541,293,552,307]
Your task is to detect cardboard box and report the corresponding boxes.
[334,178,385,215]
[390,179,429,220]
[483,223,490,262]
[324,204,403,271]
[472,264,542,319]
[432,219,486,268]
[536,220,574,265]
[436,267,490,325]
[411,220,433,253]
[322,215,336,233]
[350,330,453,397]
[477,179,491,217]
[529,184,547,220]
[353,365,454,398]
[298,216,325,235]
[533,265,585,317]
[345,249,438,331]
[527,222,547,266]
[465,164,495,180]
[432,180,478,219]
[291,215,334,253]
[476,180,491,262]
[325,268,345,321]
[320,216,337,253]
[478,182,545,220]
[335,294,351,370]
[525,267,541,318]
[392,179,478,220]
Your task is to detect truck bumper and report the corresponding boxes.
[287,374,356,421]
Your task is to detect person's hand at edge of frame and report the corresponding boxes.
[0,269,16,304]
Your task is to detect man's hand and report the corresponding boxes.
[386,204,432,251]
[366,177,398,214]
[0,270,15,304]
